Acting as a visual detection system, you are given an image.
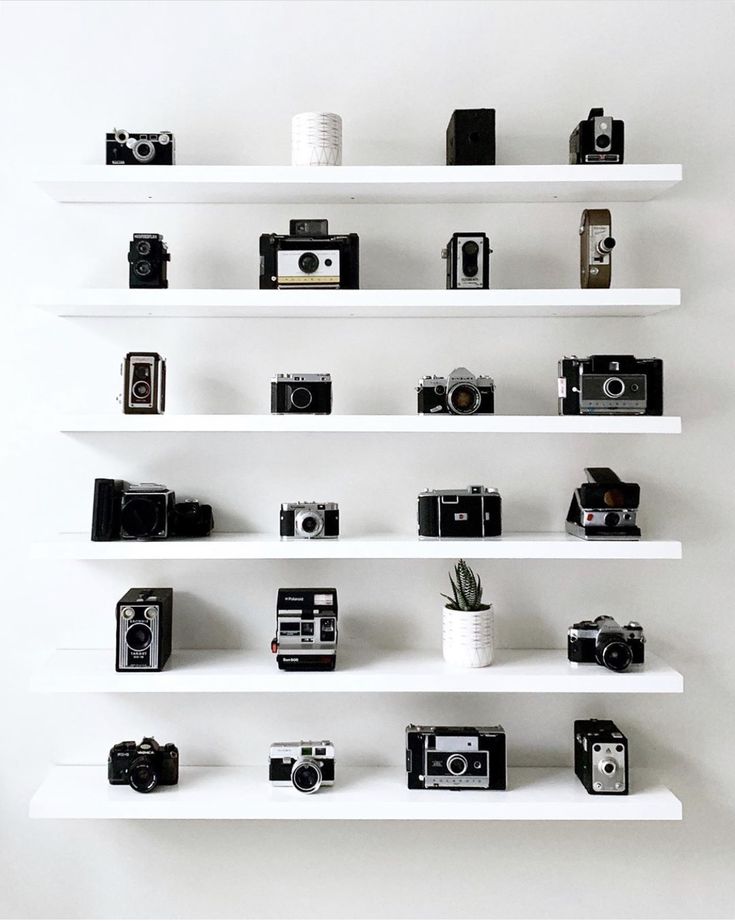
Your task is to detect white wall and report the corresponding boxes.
[1,0,734,917]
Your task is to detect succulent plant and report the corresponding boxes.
[441,559,486,611]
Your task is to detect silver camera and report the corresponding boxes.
[280,501,339,539]
[268,741,335,793]
[417,367,495,415]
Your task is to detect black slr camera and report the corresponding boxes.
[417,367,495,415]
[91,478,214,541]
[280,502,339,539]
[271,373,332,414]
[574,719,628,795]
[568,616,645,672]
[128,234,170,289]
[108,737,179,793]
[443,232,491,289]
[566,467,640,540]
[418,485,502,538]
[116,588,173,672]
[269,741,335,794]
[260,219,359,289]
[121,352,166,414]
[106,128,175,165]
[559,355,664,416]
[271,587,338,671]
[569,108,624,164]
[446,109,496,165]
[405,725,507,790]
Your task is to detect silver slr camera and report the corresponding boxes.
[269,741,335,793]
[280,501,339,539]
[417,367,495,415]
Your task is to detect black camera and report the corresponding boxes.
[417,367,495,415]
[405,725,506,790]
[108,737,179,793]
[269,741,335,794]
[271,588,338,671]
[568,616,645,672]
[121,352,166,414]
[280,502,339,539]
[569,108,624,164]
[574,719,628,795]
[442,232,491,289]
[91,478,214,541]
[559,355,664,416]
[260,219,359,289]
[271,373,332,414]
[116,588,173,672]
[418,485,501,538]
[566,468,641,541]
[128,234,170,289]
[446,109,496,165]
[106,129,175,165]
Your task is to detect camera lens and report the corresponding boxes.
[132,381,151,400]
[301,516,318,533]
[289,386,313,410]
[295,510,324,538]
[461,240,479,277]
[121,496,164,538]
[136,240,152,256]
[298,252,320,274]
[129,757,159,793]
[448,383,481,415]
[134,260,152,277]
[446,754,468,776]
[603,377,625,398]
[601,640,633,672]
[604,511,621,527]
[126,622,152,652]
[598,758,617,776]
[595,134,611,148]
[292,760,322,794]
[133,140,155,163]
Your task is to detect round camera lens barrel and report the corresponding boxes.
[601,640,633,672]
[604,511,621,528]
[603,377,625,398]
[129,757,159,793]
[289,386,313,410]
[292,760,322,793]
[448,383,481,415]
[134,260,152,277]
[595,134,611,148]
[297,252,320,274]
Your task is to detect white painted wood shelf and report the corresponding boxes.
[53,413,682,434]
[33,164,683,204]
[32,648,683,695]
[31,532,683,561]
[29,765,682,821]
[33,288,681,319]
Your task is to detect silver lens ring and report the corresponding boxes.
[295,510,324,538]
[603,377,625,399]
[132,138,156,163]
[598,758,618,777]
[291,758,322,794]
[446,754,468,776]
[447,382,481,415]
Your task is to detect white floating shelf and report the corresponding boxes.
[33,288,681,319]
[53,414,682,434]
[32,648,683,695]
[30,765,682,821]
[34,164,682,205]
[31,532,682,561]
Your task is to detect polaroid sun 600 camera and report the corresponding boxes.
[566,468,641,541]
[418,486,502,538]
[280,502,339,539]
[260,219,359,289]
[443,233,491,289]
[271,373,332,414]
[116,588,173,672]
[269,741,335,794]
[128,234,170,289]
[568,616,645,673]
[271,588,338,671]
[108,737,179,793]
[579,209,615,288]
[121,352,166,414]
[559,355,664,416]
[106,129,175,165]
[574,719,628,795]
[91,478,214,541]
[417,367,495,415]
[569,108,624,164]
[405,725,507,790]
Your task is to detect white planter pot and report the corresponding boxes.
[442,604,494,668]
[291,112,343,166]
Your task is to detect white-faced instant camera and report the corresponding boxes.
[269,741,335,793]
[259,219,359,289]
[405,725,507,790]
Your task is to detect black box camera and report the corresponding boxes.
[260,219,359,289]
[446,109,496,165]
[116,588,173,672]
[574,719,628,795]
[121,352,166,414]
[569,108,624,164]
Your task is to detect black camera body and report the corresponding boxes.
[91,478,214,541]
[417,367,495,415]
[128,234,170,289]
[116,588,173,672]
[568,616,645,673]
[272,587,338,671]
[260,219,359,289]
[569,108,624,164]
[418,486,502,538]
[271,373,332,414]
[443,232,491,289]
[446,109,496,165]
[566,467,641,541]
[108,737,179,793]
[405,725,506,790]
[574,719,628,795]
[559,355,664,416]
[106,129,175,165]
[280,502,339,540]
[121,352,166,414]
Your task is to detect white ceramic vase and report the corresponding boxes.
[442,604,494,668]
[291,112,343,166]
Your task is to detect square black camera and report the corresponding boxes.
[260,219,359,289]
[566,467,641,540]
[442,232,491,289]
[568,616,645,672]
[271,373,332,414]
[417,367,495,415]
[271,588,338,671]
[405,725,507,790]
[91,478,213,541]
[108,737,179,793]
[116,588,173,672]
[128,234,170,289]
[569,108,624,164]
[446,109,496,165]
[559,355,663,416]
[418,485,502,538]
[121,352,166,414]
[106,129,175,165]
[574,719,628,795]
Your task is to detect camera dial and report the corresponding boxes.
[298,252,320,274]
[158,134,170,145]
[121,606,135,620]
[144,606,157,620]
[291,759,323,794]
[128,755,158,793]
[446,754,468,776]
[114,129,129,144]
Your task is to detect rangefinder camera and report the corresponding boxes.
[116,587,173,672]
[280,501,339,539]
[558,355,664,416]
[271,373,332,414]
[91,478,214,541]
[442,232,491,289]
[269,741,335,794]
[405,725,507,790]
[579,209,615,288]
[568,616,645,673]
[128,233,170,289]
[566,467,641,540]
[417,367,495,415]
[121,352,166,414]
[260,219,359,289]
[574,719,628,795]
[418,485,502,539]
[569,108,624,164]
[108,737,179,793]
[106,128,175,165]
[271,587,338,671]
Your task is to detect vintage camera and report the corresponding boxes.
[128,234,170,289]
[271,587,338,671]
[121,352,166,414]
[579,209,615,288]
[91,478,214,541]
[417,367,495,415]
[569,108,624,164]
[269,741,335,794]
[405,725,506,790]
[558,355,664,416]
[418,485,501,539]
[260,219,359,289]
[566,467,641,541]
[568,616,645,672]
[443,232,491,289]
[280,502,339,539]
[446,109,496,165]
[574,719,628,795]
[106,129,175,165]
[271,373,332,414]
[116,588,173,672]
[108,737,179,793]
